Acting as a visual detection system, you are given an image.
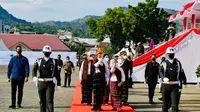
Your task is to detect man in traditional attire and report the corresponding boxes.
[91,48,110,111]
[110,56,125,111]
[79,53,94,105]
[119,51,132,105]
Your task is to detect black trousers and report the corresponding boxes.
[103,84,110,104]
[11,78,25,106]
[38,81,55,112]
[93,73,105,109]
[162,84,179,112]
[64,73,71,87]
[148,82,157,99]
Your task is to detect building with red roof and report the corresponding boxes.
[0,34,70,51]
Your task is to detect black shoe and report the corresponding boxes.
[62,86,67,88]
[98,108,103,111]
[123,102,128,105]
[149,99,155,104]
[158,98,162,101]
[87,103,92,106]
[68,85,71,87]
[112,108,117,111]
[9,105,16,109]
[91,107,98,111]
[18,105,23,108]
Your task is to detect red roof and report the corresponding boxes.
[0,34,70,51]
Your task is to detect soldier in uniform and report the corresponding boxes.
[63,56,75,87]
[91,48,110,111]
[32,45,61,112]
[159,47,183,112]
[145,54,159,104]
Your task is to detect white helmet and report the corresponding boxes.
[166,47,175,54]
[43,45,52,52]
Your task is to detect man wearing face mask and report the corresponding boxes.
[79,52,94,105]
[32,45,61,112]
[91,48,110,111]
[63,56,75,87]
[145,54,159,104]
[119,51,131,105]
[7,46,30,109]
[159,47,183,112]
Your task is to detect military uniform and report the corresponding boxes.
[159,58,182,112]
[33,57,60,112]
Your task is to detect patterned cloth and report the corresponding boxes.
[93,72,105,108]
[121,82,129,103]
[81,75,92,104]
[110,81,122,108]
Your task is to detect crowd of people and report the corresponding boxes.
[79,48,133,111]
[78,46,187,112]
[6,36,187,112]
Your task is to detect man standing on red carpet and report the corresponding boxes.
[79,52,94,106]
[91,48,110,111]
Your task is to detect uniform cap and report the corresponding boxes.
[43,45,52,52]
[166,47,175,54]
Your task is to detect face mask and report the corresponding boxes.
[44,52,51,57]
[90,57,93,60]
[117,59,122,64]
[152,58,156,61]
[123,56,127,59]
[66,59,69,61]
[168,54,175,59]
[17,50,22,54]
[104,57,109,62]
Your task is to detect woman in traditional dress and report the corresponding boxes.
[110,56,125,111]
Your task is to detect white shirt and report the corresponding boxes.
[110,59,125,82]
[94,58,110,81]
[79,61,92,80]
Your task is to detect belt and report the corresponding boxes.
[163,81,179,85]
[38,78,53,82]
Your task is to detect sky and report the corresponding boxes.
[0,0,192,22]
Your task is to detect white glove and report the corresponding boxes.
[163,77,169,83]
[33,77,38,82]
[53,77,57,85]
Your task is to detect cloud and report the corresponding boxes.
[0,0,192,22]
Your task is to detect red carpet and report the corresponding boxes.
[70,81,135,112]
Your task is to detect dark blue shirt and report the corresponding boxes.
[7,55,30,80]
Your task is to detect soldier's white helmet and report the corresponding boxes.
[43,45,52,52]
[166,47,175,54]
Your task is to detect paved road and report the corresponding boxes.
[0,66,200,112]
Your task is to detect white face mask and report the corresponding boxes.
[66,59,69,62]
[117,59,122,65]
[104,57,109,62]
[123,56,127,59]
[90,57,93,60]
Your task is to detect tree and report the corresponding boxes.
[87,0,170,48]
